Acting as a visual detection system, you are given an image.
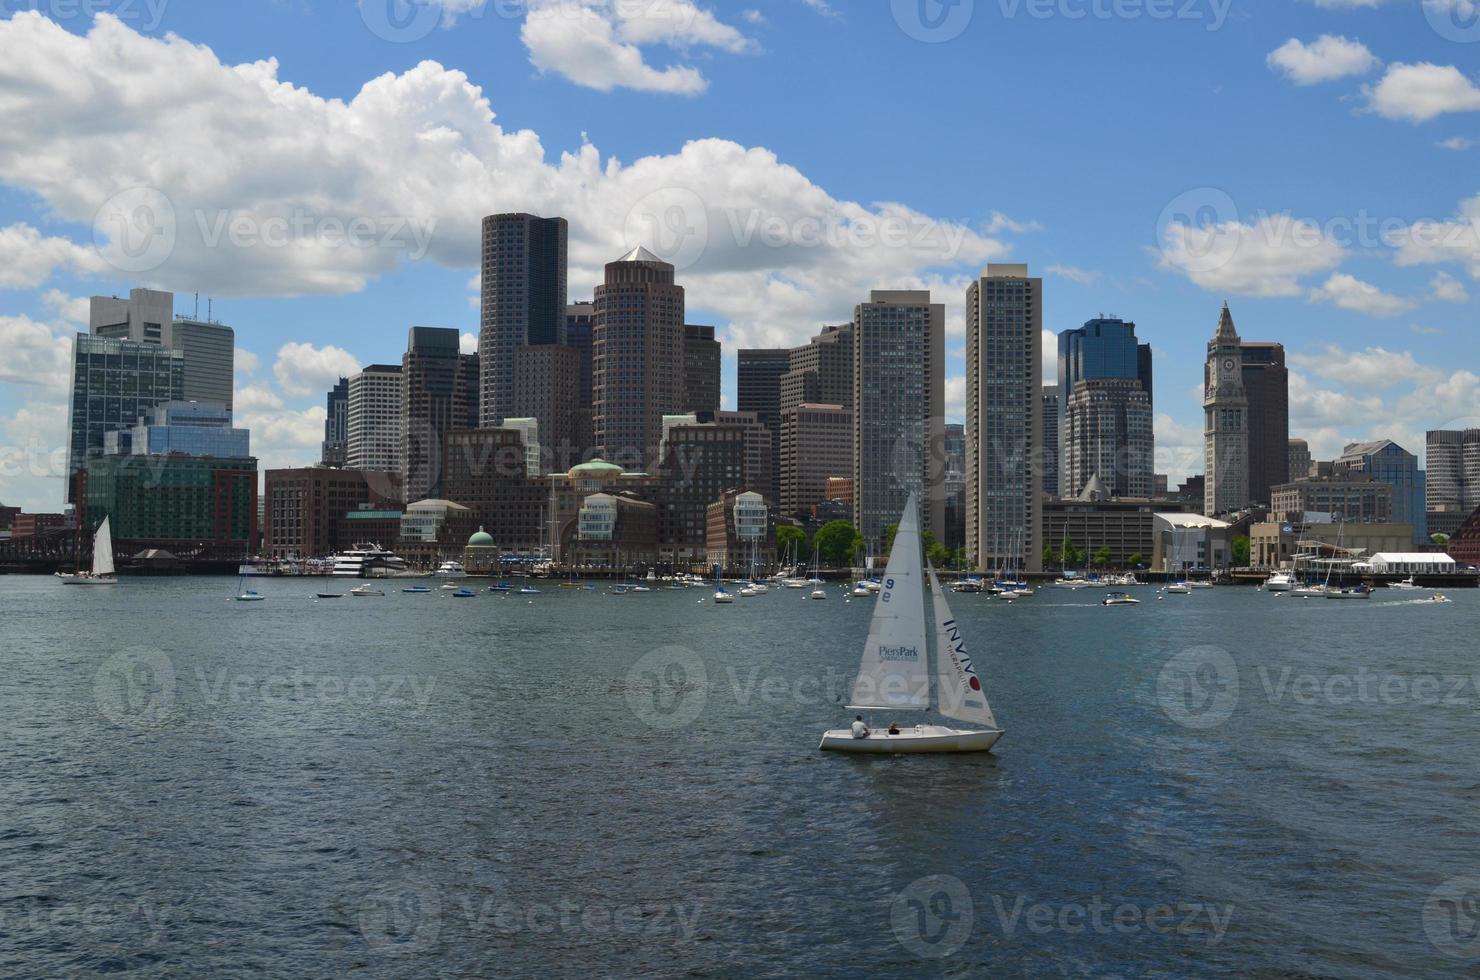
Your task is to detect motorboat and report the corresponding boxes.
[1264,571,1294,592]
[1102,592,1139,606]
[1326,585,1372,600]
[451,588,478,598]
[1389,576,1424,591]
[434,560,465,578]
[402,585,432,594]
[350,585,385,597]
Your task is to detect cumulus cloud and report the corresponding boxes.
[1155,215,1345,297]
[40,290,90,323]
[1390,193,1480,279]
[1045,264,1101,286]
[1307,273,1415,317]
[0,13,1006,348]
[0,223,107,289]
[1366,63,1480,123]
[1429,270,1470,302]
[1267,35,1379,86]
[272,342,361,397]
[0,315,75,392]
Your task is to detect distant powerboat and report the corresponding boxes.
[1102,592,1139,606]
[1264,571,1294,592]
[402,585,432,594]
[350,585,385,597]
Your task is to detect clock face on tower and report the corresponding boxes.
[1221,358,1235,374]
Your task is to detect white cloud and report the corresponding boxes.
[0,13,1002,348]
[986,212,1043,235]
[1045,264,1101,286]
[1307,273,1415,317]
[0,223,106,289]
[1153,413,1204,486]
[0,315,74,392]
[235,384,284,412]
[1267,35,1379,86]
[460,331,477,355]
[1366,63,1480,123]
[235,348,262,376]
[1390,193,1480,279]
[1410,323,1444,336]
[1155,215,1345,297]
[1429,270,1470,302]
[40,290,89,323]
[741,9,766,25]
[0,402,71,511]
[237,403,328,472]
[1290,345,1440,390]
[272,342,361,397]
[1042,329,1056,384]
[800,0,840,16]
[521,0,753,95]
[1437,137,1474,151]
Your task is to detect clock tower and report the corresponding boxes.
[1204,302,1248,516]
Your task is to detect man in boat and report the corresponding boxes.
[851,716,869,739]
[888,721,900,735]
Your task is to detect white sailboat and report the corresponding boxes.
[819,493,1003,754]
[57,516,117,585]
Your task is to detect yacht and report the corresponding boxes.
[1265,571,1294,592]
[332,544,410,578]
[434,560,465,578]
[1390,576,1424,591]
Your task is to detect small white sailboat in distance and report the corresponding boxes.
[820,493,1003,754]
[57,516,117,585]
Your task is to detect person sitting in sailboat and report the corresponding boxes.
[851,716,869,739]
[888,721,901,735]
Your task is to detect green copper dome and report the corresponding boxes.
[569,458,624,479]
[467,527,495,547]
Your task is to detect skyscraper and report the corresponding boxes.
[682,324,721,415]
[346,364,403,475]
[780,403,852,519]
[737,347,790,506]
[781,324,854,417]
[1040,385,1060,498]
[566,301,595,457]
[1239,342,1289,506]
[853,290,945,554]
[965,264,1043,574]
[1204,303,1249,517]
[90,289,235,412]
[321,377,349,467]
[1064,378,1154,499]
[1057,317,1152,498]
[401,327,479,502]
[592,246,685,467]
[65,334,184,502]
[513,344,579,471]
[1288,438,1312,483]
[1426,429,1480,537]
[479,213,567,426]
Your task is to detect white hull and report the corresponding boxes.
[819,724,1003,754]
[57,574,117,585]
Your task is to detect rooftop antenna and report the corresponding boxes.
[194,292,199,320]
[207,298,212,323]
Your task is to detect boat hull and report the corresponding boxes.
[819,724,1003,754]
[57,575,117,585]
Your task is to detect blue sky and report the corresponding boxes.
[1,0,1477,510]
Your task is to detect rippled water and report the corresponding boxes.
[2,576,1477,977]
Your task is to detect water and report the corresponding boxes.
[2,576,1477,977]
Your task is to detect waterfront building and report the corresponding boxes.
[780,403,852,520]
[346,364,403,475]
[1057,317,1152,489]
[593,246,685,468]
[1249,521,1418,568]
[400,499,477,547]
[1203,303,1249,516]
[1425,429,1480,538]
[966,264,1043,573]
[1152,512,1232,572]
[706,489,775,571]
[81,453,257,550]
[512,344,579,470]
[65,334,184,502]
[90,288,234,411]
[1446,507,1480,566]
[572,492,658,567]
[656,417,749,563]
[322,377,349,467]
[1041,386,1060,498]
[781,324,854,417]
[854,289,945,555]
[546,460,659,564]
[479,213,568,426]
[263,467,403,559]
[1269,475,1393,525]
[401,327,479,502]
[1336,439,1425,543]
[442,428,546,558]
[1042,496,1189,570]
[737,347,790,505]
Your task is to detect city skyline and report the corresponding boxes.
[3,6,1479,513]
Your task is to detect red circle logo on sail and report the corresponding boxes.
[969,677,981,691]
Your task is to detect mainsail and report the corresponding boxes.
[849,492,930,710]
[928,565,998,730]
[92,516,115,578]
